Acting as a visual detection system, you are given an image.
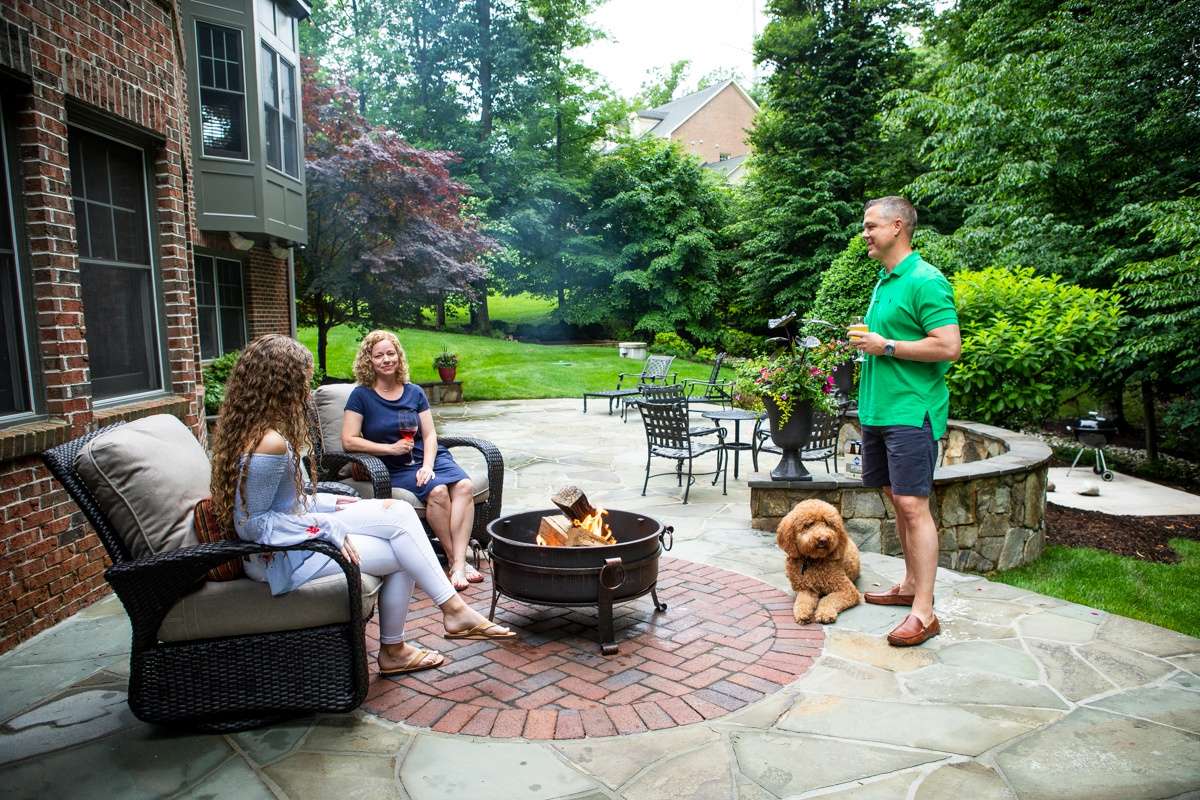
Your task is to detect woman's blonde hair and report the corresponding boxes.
[209,334,316,531]
[353,329,410,385]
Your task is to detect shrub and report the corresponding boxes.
[693,346,717,363]
[1164,394,1200,458]
[202,350,241,415]
[719,327,760,357]
[948,267,1121,429]
[651,331,694,359]
[805,230,965,331]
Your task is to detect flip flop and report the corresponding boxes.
[465,563,485,583]
[378,647,445,676]
[445,621,516,640]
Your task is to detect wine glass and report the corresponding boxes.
[848,315,869,363]
[397,411,419,467]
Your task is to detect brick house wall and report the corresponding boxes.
[0,0,207,654]
[671,83,757,165]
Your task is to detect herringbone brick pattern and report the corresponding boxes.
[363,557,823,739]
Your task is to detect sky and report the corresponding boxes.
[574,0,770,102]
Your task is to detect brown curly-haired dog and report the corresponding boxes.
[777,499,862,624]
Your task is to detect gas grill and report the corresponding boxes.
[1066,412,1117,482]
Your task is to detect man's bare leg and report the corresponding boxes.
[889,493,938,624]
[883,487,915,594]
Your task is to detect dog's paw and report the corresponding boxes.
[815,610,838,624]
[793,610,815,624]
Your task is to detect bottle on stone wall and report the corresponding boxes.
[846,439,863,475]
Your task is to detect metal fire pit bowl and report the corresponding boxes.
[486,509,674,655]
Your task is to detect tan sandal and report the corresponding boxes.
[445,621,516,640]
[379,647,445,676]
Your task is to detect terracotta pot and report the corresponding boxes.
[437,366,457,383]
[762,396,814,481]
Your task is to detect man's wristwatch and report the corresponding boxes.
[883,340,896,357]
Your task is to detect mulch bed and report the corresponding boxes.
[1046,503,1200,564]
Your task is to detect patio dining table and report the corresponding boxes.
[700,408,763,479]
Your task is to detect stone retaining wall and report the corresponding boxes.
[749,420,1052,572]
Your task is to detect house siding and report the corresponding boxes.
[670,84,757,164]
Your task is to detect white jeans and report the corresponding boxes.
[309,499,457,644]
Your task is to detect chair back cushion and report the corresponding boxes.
[158,573,382,642]
[313,382,357,453]
[74,415,209,559]
[193,498,244,581]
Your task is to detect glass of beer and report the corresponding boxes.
[848,315,869,362]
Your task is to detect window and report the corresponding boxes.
[196,22,248,160]
[257,0,297,51]
[260,45,299,177]
[0,102,32,418]
[69,128,163,401]
[195,254,247,360]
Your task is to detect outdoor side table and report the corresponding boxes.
[701,408,763,479]
[582,388,640,415]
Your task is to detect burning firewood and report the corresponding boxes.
[537,487,615,547]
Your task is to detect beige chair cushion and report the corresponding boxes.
[158,573,382,642]
[75,415,209,559]
[339,473,489,515]
[314,382,357,452]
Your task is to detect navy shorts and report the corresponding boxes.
[861,414,937,497]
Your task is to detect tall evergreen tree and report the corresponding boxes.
[729,0,924,324]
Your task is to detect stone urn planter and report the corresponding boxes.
[437,365,457,383]
[763,396,814,481]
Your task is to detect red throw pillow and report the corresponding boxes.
[349,461,371,482]
[193,498,244,581]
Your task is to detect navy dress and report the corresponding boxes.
[345,384,469,501]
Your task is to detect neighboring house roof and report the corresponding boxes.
[702,153,748,178]
[634,80,759,139]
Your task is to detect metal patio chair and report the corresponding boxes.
[639,398,727,504]
[682,352,732,409]
[752,407,844,474]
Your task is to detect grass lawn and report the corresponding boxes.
[992,539,1200,638]
[297,324,727,400]
[421,292,557,330]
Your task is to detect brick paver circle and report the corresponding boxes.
[362,557,824,739]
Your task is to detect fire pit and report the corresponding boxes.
[486,508,673,654]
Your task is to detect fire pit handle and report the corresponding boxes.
[659,526,674,552]
[599,557,626,590]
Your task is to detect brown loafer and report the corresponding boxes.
[887,614,940,647]
[864,585,915,606]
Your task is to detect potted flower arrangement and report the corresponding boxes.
[433,348,458,383]
[734,327,853,481]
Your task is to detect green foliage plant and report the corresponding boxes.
[202,350,241,415]
[694,346,717,364]
[735,346,842,427]
[433,347,458,369]
[947,267,1120,429]
[650,332,694,360]
[719,328,761,358]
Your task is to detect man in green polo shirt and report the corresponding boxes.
[849,196,961,647]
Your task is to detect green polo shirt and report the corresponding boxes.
[858,251,958,439]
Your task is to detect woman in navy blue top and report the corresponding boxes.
[341,330,481,590]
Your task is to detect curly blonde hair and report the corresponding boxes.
[353,329,410,386]
[209,334,316,531]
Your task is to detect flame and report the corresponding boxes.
[570,506,616,546]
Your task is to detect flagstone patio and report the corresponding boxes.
[2,399,1198,799]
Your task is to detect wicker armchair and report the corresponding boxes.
[41,416,375,732]
[309,384,503,553]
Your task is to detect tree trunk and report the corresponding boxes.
[1142,381,1159,461]
[436,296,446,329]
[471,279,491,333]
[315,296,329,373]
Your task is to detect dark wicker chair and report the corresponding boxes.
[42,421,371,732]
[639,398,727,503]
[752,407,844,473]
[682,352,732,409]
[308,388,503,554]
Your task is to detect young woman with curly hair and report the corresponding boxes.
[210,334,514,676]
[340,330,481,590]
